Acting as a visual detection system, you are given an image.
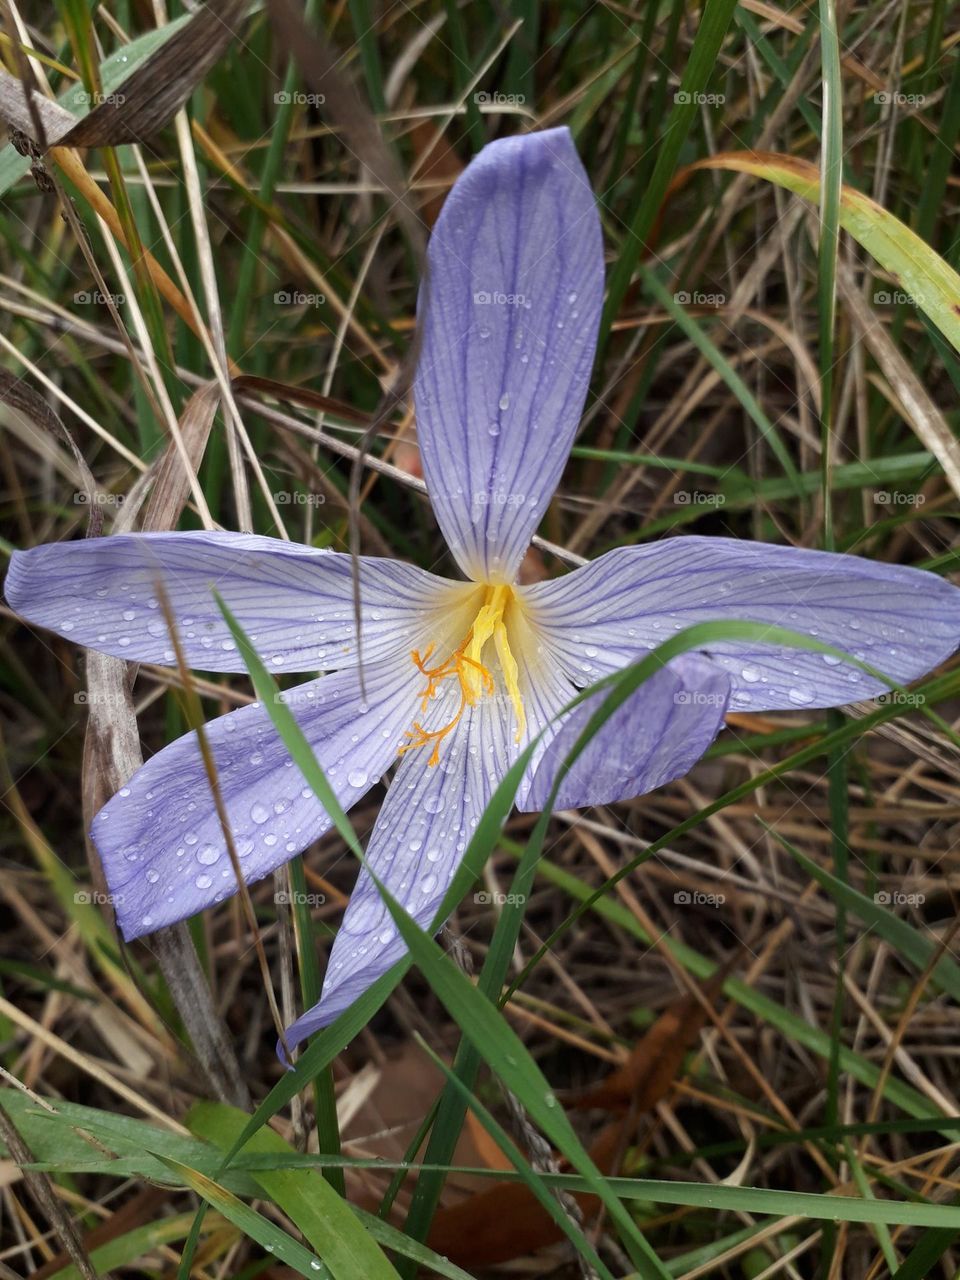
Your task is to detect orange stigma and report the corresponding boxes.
[398,585,526,766]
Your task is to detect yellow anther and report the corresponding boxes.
[400,585,526,767]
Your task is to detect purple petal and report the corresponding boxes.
[6,531,455,672]
[281,642,576,1050]
[94,659,422,938]
[523,537,960,711]
[414,127,603,583]
[523,654,730,811]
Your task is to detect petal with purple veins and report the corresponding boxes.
[6,530,461,673]
[523,537,960,711]
[95,658,422,938]
[414,127,604,583]
[522,654,730,811]
[281,640,575,1050]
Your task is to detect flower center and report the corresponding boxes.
[398,584,526,767]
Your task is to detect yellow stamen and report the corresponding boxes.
[399,584,526,767]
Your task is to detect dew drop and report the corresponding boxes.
[250,802,270,824]
[197,845,220,865]
[195,874,213,889]
[348,768,368,788]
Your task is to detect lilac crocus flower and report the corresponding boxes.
[7,128,960,1050]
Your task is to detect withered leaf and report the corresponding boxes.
[0,1,247,153]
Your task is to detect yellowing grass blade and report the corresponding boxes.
[679,150,960,355]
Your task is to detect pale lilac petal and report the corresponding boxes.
[5,531,456,672]
[281,639,576,1048]
[94,659,422,938]
[523,537,960,711]
[523,654,730,811]
[414,127,603,583]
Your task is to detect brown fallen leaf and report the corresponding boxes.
[427,968,730,1269]
[408,119,462,227]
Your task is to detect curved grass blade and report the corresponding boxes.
[188,1101,400,1280]
[156,1155,336,1279]
[683,150,960,357]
